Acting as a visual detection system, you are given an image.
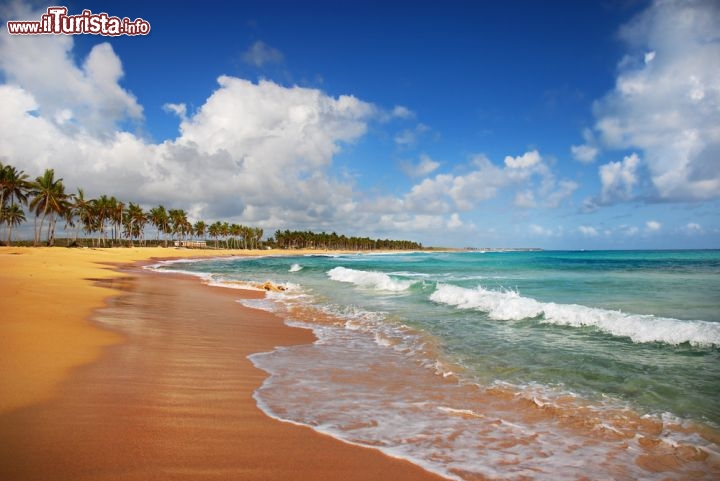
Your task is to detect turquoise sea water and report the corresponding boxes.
[154,250,720,480]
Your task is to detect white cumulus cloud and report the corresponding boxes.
[579,225,599,237]
[571,127,599,164]
[0,3,142,137]
[645,220,662,232]
[591,0,720,201]
[599,153,641,203]
[684,222,704,234]
[0,19,380,231]
[391,105,415,119]
[0,1,595,245]
[163,102,187,120]
[571,144,599,163]
[398,150,576,213]
[504,150,541,169]
[400,153,441,178]
[447,213,463,229]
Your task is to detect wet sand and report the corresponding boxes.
[0,248,445,481]
[0,246,366,413]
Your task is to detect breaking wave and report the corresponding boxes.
[430,284,720,347]
[327,266,416,292]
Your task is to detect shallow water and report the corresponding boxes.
[154,250,720,480]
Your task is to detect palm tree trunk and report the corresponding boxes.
[47,214,57,246]
[33,215,38,246]
[35,204,49,246]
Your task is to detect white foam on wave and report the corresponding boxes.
[388,271,430,278]
[430,284,720,347]
[313,303,426,356]
[246,278,720,481]
[145,258,204,270]
[238,298,278,312]
[152,263,302,296]
[289,263,303,272]
[249,311,720,481]
[145,264,220,284]
[327,266,416,292]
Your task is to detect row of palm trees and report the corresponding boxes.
[272,229,422,250]
[0,162,421,250]
[0,162,265,248]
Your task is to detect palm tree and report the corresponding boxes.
[123,202,146,247]
[103,196,124,246]
[220,222,230,249]
[72,189,95,244]
[62,190,78,245]
[168,209,190,244]
[29,169,69,246]
[149,205,170,246]
[93,194,112,247]
[252,227,263,249]
[208,221,221,248]
[238,224,247,249]
[193,220,206,242]
[0,163,30,209]
[3,204,26,245]
[230,223,242,249]
[132,203,148,246]
[1,163,31,243]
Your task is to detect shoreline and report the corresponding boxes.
[0,246,446,480]
[0,245,407,413]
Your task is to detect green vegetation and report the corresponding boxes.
[0,162,422,250]
[271,230,421,251]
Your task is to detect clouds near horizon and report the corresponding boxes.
[0,3,375,230]
[0,0,717,248]
[0,69,375,229]
[0,3,579,241]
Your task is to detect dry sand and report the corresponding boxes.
[0,246,445,481]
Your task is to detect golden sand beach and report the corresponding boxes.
[0,246,446,481]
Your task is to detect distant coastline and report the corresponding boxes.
[463,247,543,252]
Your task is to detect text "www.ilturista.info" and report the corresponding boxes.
[6,6,150,36]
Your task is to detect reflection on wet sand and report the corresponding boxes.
[0,269,446,481]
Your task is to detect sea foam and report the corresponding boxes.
[327,266,416,292]
[430,284,720,347]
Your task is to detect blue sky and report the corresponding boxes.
[1,0,719,248]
